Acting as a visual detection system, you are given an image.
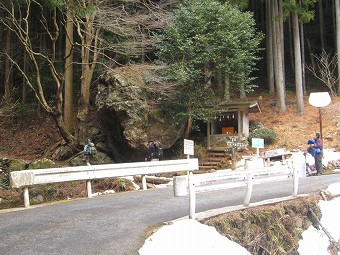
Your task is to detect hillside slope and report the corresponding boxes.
[0,94,339,161]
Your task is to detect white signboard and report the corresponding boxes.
[184,139,194,156]
[252,138,264,148]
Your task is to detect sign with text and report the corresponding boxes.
[252,138,264,148]
[184,139,194,156]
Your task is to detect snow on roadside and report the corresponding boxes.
[139,219,250,255]
[298,182,340,255]
[139,150,340,255]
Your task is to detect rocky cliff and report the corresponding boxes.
[96,64,185,162]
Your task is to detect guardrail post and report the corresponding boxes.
[173,176,188,197]
[24,187,30,208]
[142,175,147,190]
[293,167,299,197]
[188,173,196,220]
[86,180,92,198]
[244,174,253,206]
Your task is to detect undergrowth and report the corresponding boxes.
[201,196,321,255]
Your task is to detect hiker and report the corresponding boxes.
[305,132,323,175]
[306,139,319,157]
[304,139,318,176]
[145,140,155,161]
[84,139,97,165]
[145,140,163,161]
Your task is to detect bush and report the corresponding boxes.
[249,127,277,145]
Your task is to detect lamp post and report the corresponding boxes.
[308,92,331,139]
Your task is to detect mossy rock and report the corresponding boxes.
[28,158,56,170]
[7,159,28,172]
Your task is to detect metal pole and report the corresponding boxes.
[319,107,323,139]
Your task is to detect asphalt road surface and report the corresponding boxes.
[1,174,339,255]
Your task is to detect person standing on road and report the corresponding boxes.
[312,132,323,175]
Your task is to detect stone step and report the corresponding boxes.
[207,152,227,157]
[200,158,222,162]
[198,165,218,170]
[200,162,220,166]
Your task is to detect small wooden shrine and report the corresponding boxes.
[207,100,261,149]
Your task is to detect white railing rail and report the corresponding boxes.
[10,158,199,208]
[173,165,299,220]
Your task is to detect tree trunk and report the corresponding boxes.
[307,38,316,70]
[183,116,193,139]
[64,2,75,134]
[76,9,100,142]
[279,0,286,98]
[224,73,231,101]
[319,0,325,51]
[272,0,286,112]
[4,28,12,103]
[240,84,246,99]
[22,51,28,103]
[300,20,306,95]
[292,10,304,115]
[266,0,275,95]
[335,0,340,96]
[216,68,223,100]
[288,17,295,71]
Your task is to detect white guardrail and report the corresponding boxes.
[10,158,199,208]
[173,165,299,220]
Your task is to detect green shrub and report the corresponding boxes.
[0,173,10,189]
[249,127,277,145]
[47,186,57,198]
[194,144,206,159]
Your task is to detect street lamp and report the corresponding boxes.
[308,92,331,139]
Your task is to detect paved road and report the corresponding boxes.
[1,174,339,255]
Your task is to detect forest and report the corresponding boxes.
[0,0,339,154]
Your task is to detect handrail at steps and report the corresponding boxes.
[10,158,199,208]
[173,165,299,220]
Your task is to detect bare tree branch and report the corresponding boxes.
[306,50,338,97]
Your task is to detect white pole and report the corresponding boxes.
[142,175,147,190]
[86,180,92,198]
[293,167,299,196]
[244,174,253,206]
[188,173,196,220]
[24,187,30,208]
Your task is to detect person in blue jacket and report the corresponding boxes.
[306,132,323,175]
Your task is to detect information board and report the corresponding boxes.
[252,138,264,148]
[184,139,194,156]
